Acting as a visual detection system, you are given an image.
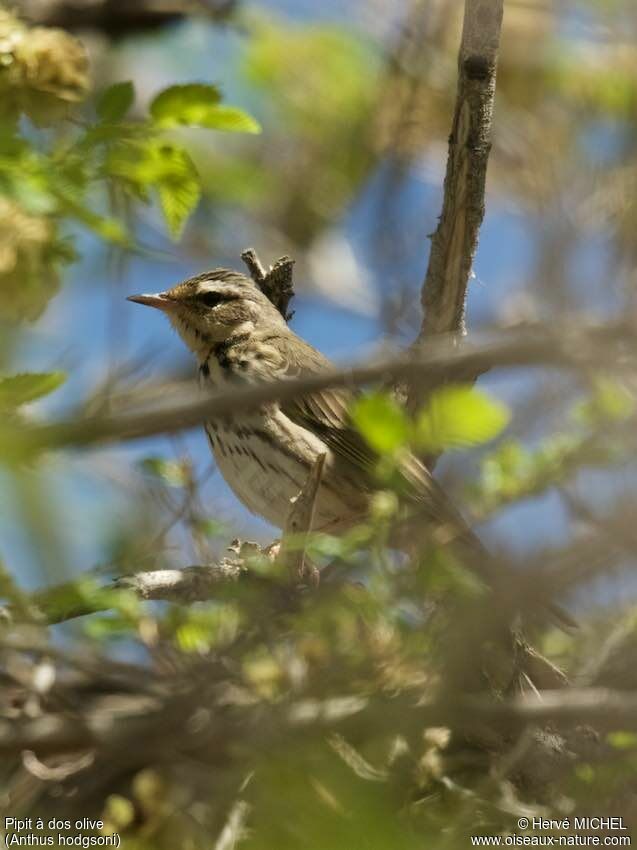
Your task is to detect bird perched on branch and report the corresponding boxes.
[127,267,574,628]
[127,268,469,539]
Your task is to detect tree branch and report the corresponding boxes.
[2,686,636,759]
[15,0,237,35]
[31,561,248,624]
[30,459,327,624]
[418,0,504,342]
[8,317,637,455]
[464,687,637,732]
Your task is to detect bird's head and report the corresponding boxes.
[127,269,286,358]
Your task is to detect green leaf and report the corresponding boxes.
[157,162,202,238]
[607,731,637,750]
[109,141,201,238]
[139,456,189,487]
[575,763,596,784]
[189,105,261,134]
[573,376,635,426]
[103,795,135,830]
[351,393,410,455]
[147,142,200,239]
[97,81,135,122]
[0,372,66,410]
[78,120,150,151]
[150,83,221,125]
[192,517,226,538]
[150,83,260,133]
[173,606,240,653]
[480,440,533,502]
[415,385,510,452]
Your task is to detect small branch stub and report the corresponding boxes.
[241,248,296,322]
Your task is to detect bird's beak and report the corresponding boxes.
[126,292,176,312]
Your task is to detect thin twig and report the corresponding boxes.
[214,800,250,850]
[240,248,267,283]
[279,453,326,585]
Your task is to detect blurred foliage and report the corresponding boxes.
[236,16,380,243]
[0,11,259,325]
[352,385,510,457]
[0,370,66,410]
[2,0,637,846]
[150,82,261,134]
[471,375,635,515]
[0,8,89,125]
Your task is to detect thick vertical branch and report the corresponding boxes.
[417,0,504,343]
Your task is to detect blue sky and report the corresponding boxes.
[2,2,632,615]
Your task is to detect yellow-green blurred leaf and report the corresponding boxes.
[150,84,260,133]
[573,376,635,425]
[110,140,201,238]
[607,731,637,750]
[0,371,66,410]
[150,83,221,123]
[139,456,189,487]
[102,795,135,830]
[351,393,410,455]
[192,104,261,134]
[416,386,510,452]
[97,81,135,122]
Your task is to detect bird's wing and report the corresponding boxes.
[256,331,578,629]
[275,335,377,473]
[263,331,455,524]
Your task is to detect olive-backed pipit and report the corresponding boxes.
[127,268,575,627]
[127,269,473,540]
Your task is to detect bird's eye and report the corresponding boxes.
[199,291,226,308]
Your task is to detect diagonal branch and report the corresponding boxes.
[8,316,637,455]
[31,561,248,624]
[3,686,637,758]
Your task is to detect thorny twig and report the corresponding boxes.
[417,0,504,345]
[409,0,504,424]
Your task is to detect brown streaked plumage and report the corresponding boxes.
[127,268,466,537]
[127,268,576,627]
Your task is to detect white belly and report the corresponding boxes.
[204,413,364,531]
